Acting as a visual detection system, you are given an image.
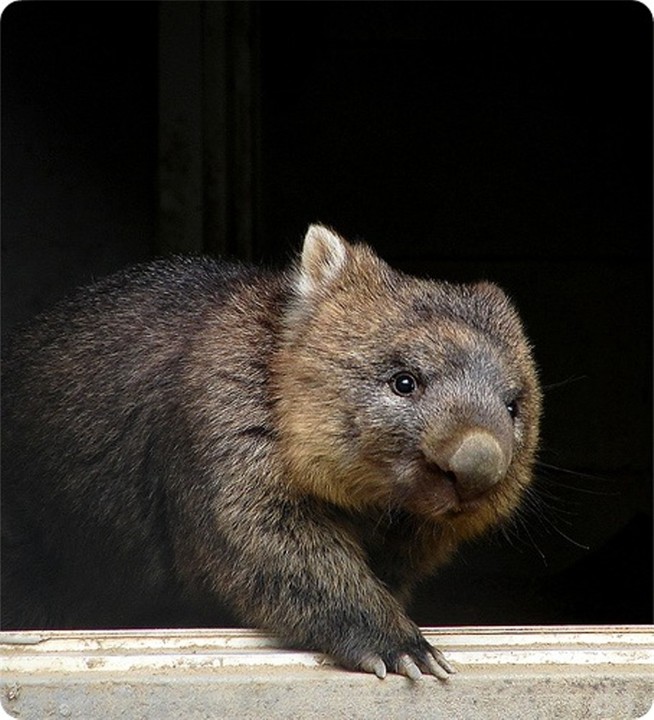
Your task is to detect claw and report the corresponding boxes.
[360,654,387,679]
[431,648,457,676]
[423,651,454,680]
[397,653,423,681]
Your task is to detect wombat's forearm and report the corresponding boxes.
[186,495,450,678]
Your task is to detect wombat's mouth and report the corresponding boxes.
[449,493,492,515]
[382,454,505,521]
[444,480,499,517]
[410,460,502,518]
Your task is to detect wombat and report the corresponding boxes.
[1,224,541,679]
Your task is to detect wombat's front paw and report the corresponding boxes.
[348,635,456,681]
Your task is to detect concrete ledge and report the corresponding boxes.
[1,626,653,719]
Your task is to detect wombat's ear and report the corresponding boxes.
[296,224,349,297]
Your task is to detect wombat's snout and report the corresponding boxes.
[429,430,511,502]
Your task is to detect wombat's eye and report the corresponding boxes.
[506,400,519,420]
[391,372,417,397]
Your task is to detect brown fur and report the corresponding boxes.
[1,225,540,679]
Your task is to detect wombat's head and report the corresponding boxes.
[275,225,541,540]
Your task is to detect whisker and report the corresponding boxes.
[542,522,590,551]
[536,460,613,485]
[541,374,588,391]
[519,483,592,552]
[527,484,584,513]
[539,481,618,498]
[502,508,549,566]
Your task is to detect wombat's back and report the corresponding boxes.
[1,256,286,628]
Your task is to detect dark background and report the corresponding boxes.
[2,1,652,625]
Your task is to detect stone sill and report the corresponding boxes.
[1,626,653,719]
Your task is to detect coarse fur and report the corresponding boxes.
[1,225,541,679]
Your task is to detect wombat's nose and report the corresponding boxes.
[444,431,509,501]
